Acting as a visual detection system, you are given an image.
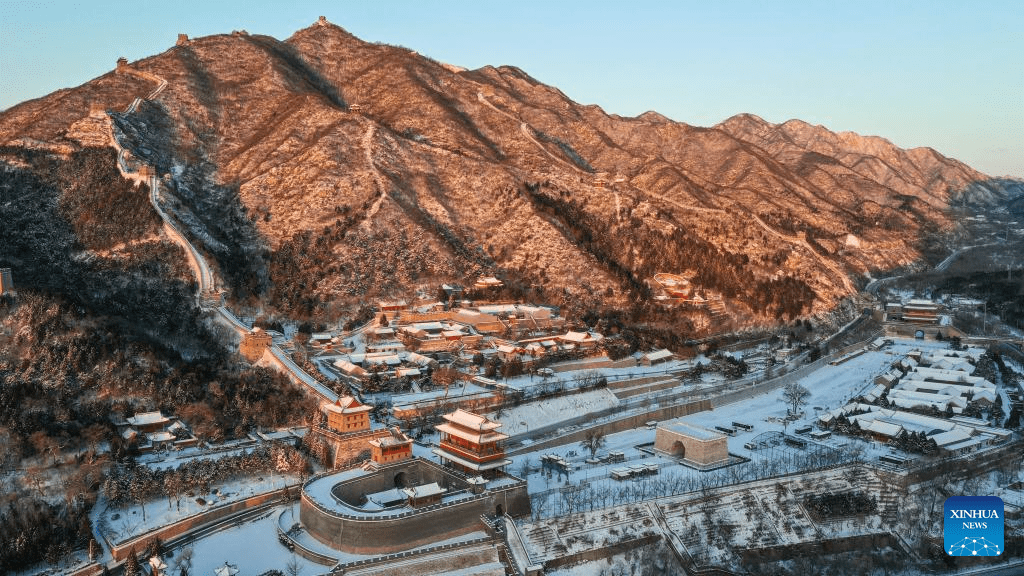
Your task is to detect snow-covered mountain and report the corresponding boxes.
[2,18,1021,328]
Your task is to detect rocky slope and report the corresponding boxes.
[2,18,1021,329]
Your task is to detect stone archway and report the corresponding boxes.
[495,504,504,517]
[394,472,407,488]
[671,440,686,458]
[915,330,925,339]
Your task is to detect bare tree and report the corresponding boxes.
[579,429,607,458]
[432,366,460,400]
[518,456,532,479]
[174,547,193,576]
[781,381,811,416]
[285,554,304,576]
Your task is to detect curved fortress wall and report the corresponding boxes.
[300,458,529,555]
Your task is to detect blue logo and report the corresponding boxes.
[944,496,1003,557]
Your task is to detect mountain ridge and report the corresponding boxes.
[2,18,1022,332]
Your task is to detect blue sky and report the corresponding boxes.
[1,0,1020,177]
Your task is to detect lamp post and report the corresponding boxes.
[520,421,529,435]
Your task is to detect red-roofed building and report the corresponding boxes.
[433,409,510,477]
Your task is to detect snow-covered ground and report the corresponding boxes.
[179,506,314,576]
[505,339,982,522]
[96,472,301,547]
[489,388,620,435]
[507,346,891,492]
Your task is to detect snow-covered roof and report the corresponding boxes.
[909,367,992,387]
[127,411,169,426]
[659,420,726,442]
[443,409,503,432]
[147,431,175,443]
[396,367,421,378]
[477,304,518,315]
[876,371,900,384]
[214,563,239,576]
[943,438,984,453]
[412,321,444,332]
[889,389,967,409]
[862,420,903,438]
[322,396,372,414]
[928,357,973,372]
[334,359,368,376]
[972,389,996,403]
[369,434,412,448]
[862,384,886,403]
[930,428,973,446]
[949,415,990,427]
[436,422,508,445]
[517,305,552,318]
[645,349,674,362]
[402,482,445,499]
[311,332,332,341]
[404,352,435,366]
[561,330,602,343]
[365,353,402,366]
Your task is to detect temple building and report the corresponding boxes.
[433,409,511,477]
[901,299,941,324]
[321,396,372,434]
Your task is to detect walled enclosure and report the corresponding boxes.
[300,458,530,555]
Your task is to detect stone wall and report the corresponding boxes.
[312,427,391,468]
[738,532,898,563]
[106,485,296,560]
[300,483,529,555]
[331,459,467,503]
[392,392,499,420]
[542,534,660,571]
[508,398,713,456]
[341,542,501,576]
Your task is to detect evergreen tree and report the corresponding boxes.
[124,549,141,576]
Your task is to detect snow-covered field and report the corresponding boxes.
[96,473,301,546]
[509,347,894,494]
[178,506,314,576]
[488,388,620,435]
